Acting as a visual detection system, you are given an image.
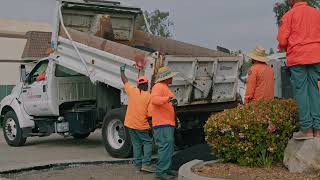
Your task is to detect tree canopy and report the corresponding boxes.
[136,10,174,37]
[274,0,320,26]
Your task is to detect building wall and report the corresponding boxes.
[0,37,26,60]
[0,18,51,34]
[0,37,27,85]
[0,37,26,99]
[0,19,51,101]
[0,63,22,85]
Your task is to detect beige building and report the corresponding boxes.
[0,18,51,100]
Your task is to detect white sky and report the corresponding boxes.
[0,0,279,52]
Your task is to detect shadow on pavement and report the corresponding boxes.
[171,144,217,170]
[24,137,102,148]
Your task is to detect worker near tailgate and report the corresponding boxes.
[244,45,275,104]
[277,0,320,140]
[120,64,155,173]
[150,67,178,180]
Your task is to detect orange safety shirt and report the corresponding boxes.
[277,2,320,67]
[244,63,275,104]
[123,82,151,130]
[150,82,176,127]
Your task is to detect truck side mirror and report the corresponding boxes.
[20,64,28,82]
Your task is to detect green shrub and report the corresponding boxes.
[204,99,298,167]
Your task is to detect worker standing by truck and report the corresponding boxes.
[150,67,178,180]
[244,45,275,104]
[120,64,155,173]
[277,0,320,140]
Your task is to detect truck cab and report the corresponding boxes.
[0,58,102,145]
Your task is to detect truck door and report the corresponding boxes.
[21,60,50,116]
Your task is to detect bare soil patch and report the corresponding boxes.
[192,162,320,180]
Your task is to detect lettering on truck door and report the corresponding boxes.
[21,60,50,116]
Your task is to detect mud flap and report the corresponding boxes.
[22,128,33,138]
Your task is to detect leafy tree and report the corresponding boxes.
[136,10,174,37]
[274,0,320,26]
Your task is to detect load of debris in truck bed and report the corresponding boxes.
[58,14,231,65]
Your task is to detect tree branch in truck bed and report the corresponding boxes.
[119,30,232,57]
[59,27,150,63]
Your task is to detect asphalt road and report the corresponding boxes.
[0,129,175,180]
[0,128,212,180]
[0,129,118,172]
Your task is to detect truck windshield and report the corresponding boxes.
[55,65,84,77]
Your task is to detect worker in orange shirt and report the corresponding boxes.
[150,67,178,180]
[244,46,275,104]
[120,64,155,173]
[277,0,320,140]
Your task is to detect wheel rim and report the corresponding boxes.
[5,118,17,141]
[106,118,126,149]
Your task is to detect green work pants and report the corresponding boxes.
[290,64,320,130]
[153,126,175,176]
[128,128,153,167]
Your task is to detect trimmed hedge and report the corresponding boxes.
[204,99,298,167]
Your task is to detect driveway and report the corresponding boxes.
[0,129,118,172]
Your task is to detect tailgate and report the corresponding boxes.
[166,56,241,106]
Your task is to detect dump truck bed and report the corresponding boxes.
[53,35,241,106]
[51,0,242,106]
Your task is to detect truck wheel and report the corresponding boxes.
[102,108,132,158]
[72,133,90,139]
[3,111,27,146]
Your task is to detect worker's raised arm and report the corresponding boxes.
[120,64,128,84]
[277,14,291,51]
[244,67,257,104]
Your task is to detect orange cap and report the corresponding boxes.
[137,76,148,84]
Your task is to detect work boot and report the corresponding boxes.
[141,164,156,173]
[134,166,142,174]
[293,129,314,140]
[314,129,320,138]
[155,173,175,180]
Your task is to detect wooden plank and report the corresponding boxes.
[59,27,149,62]
[118,30,232,57]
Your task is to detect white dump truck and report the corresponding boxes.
[0,0,241,158]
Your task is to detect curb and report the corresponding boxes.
[0,159,131,175]
[178,159,226,180]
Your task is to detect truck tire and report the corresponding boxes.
[72,133,90,139]
[102,108,132,158]
[2,111,27,146]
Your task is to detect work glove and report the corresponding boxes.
[120,64,126,73]
[169,97,178,106]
